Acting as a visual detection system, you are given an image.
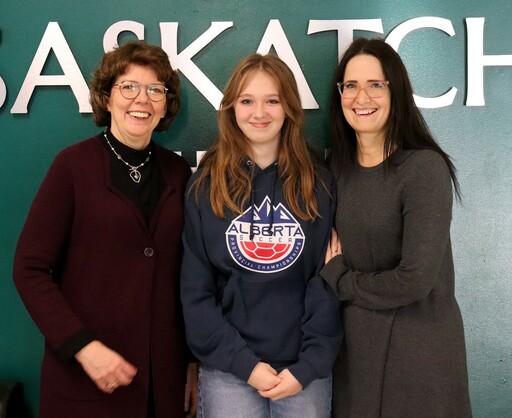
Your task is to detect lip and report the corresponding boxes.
[250,122,271,128]
[127,110,152,120]
[353,108,377,116]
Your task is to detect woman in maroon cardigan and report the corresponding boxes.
[13,41,197,418]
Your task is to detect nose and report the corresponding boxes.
[135,88,150,103]
[354,87,371,104]
[253,102,266,118]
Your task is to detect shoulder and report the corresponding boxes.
[32,136,103,193]
[313,161,333,179]
[313,160,334,182]
[51,135,103,169]
[189,167,203,181]
[394,149,450,179]
[57,135,101,155]
[153,143,190,171]
[153,143,192,185]
[186,167,209,194]
[396,150,453,201]
[183,169,213,215]
[313,161,336,193]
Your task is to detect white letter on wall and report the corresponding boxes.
[0,76,6,109]
[11,22,90,114]
[160,22,233,110]
[466,17,512,106]
[308,19,384,62]
[103,21,145,52]
[0,28,4,109]
[386,17,456,108]
[257,19,319,109]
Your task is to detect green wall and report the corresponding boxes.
[1,1,511,416]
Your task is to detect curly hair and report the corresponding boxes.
[89,40,180,131]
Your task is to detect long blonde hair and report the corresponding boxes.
[192,53,320,221]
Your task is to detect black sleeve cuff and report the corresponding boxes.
[185,345,198,364]
[56,329,97,363]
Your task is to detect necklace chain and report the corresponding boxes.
[103,132,151,183]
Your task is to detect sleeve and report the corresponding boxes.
[320,152,453,310]
[180,186,260,382]
[56,329,97,362]
[288,174,343,387]
[288,276,343,387]
[13,150,93,359]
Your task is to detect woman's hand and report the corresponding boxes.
[247,362,280,391]
[325,228,343,264]
[184,362,199,417]
[75,340,138,394]
[257,368,302,401]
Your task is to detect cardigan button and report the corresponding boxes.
[143,247,155,258]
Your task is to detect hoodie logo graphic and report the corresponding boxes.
[225,196,305,273]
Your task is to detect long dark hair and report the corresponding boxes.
[329,37,460,199]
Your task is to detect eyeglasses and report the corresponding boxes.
[113,81,168,102]
[337,80,389,99]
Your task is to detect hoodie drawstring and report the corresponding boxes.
[246,160,278,241]
[267,163,278,236]
[247,160,256,241]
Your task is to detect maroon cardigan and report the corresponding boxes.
[13,134,191,418]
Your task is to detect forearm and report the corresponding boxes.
[288,276,342,387]
[320,224,452,310]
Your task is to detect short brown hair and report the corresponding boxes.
[89,40,180,131]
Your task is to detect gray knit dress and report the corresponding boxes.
[320,149,472,418]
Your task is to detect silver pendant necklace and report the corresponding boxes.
[103,132,151,183]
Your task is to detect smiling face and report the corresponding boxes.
[234,70,286,162]
[108,64,167,149]
[341,54,390,145]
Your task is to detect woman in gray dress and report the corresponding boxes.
[321,38,472,418]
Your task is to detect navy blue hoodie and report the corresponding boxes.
[180,162,342,388]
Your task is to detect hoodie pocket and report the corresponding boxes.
[222,277,305,363]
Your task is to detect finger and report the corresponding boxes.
[122,361,138,377]
[191,393,198,414]
[102,364,136,390]
[331,228,338,245]
[259,376,281,392]
[326,229,339,260]
[101,380,119,394]
[115,369,134,386]
[258,385,284,400]
[119,362,138,383]
[94,376,112,393]
[258,380,280,392]
[265,365,278,375]
[184,386,190,411]
[186,389,198,415]
[257,389,273,399]
[325,240,333,264]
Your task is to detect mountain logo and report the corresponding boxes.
[225,196,305,273]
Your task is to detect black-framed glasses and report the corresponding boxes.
[113,81,168,102]
[337,80,389,99]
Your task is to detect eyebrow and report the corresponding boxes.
[238,93,280,98]
[120,80,164,85]
[343,79,384,83]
